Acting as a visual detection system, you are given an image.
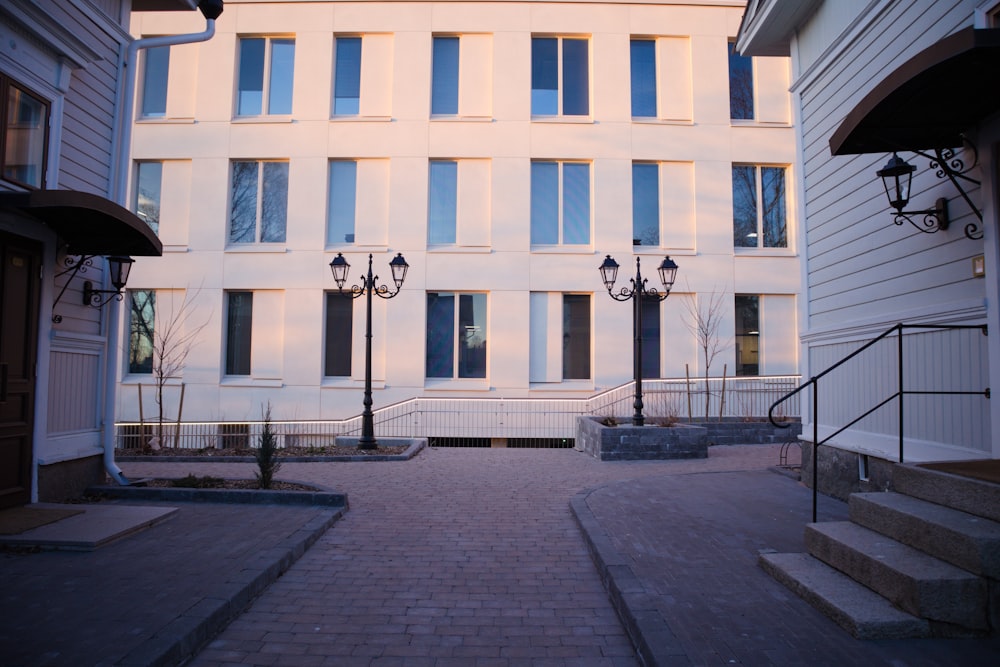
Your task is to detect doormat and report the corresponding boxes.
[0,507,84,535]
[919,459,1000,485]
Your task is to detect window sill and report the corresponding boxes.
[530,245,593,254]
[427,245,492,253]
[322,377,385,389]
[136,116,196,124]
[731,119,792,128]
[529,380,595,392]
[221,377,283,388]
[631,117,694,126]
[232,115,294,124]
[733,247,796,257]
[225,244,288,253]
[424,378,490,391]
[531,115,594,124]
[330,115,392,122]
[430,115,494,122]
[120,375,183,386]
[162,244,189,253]
[325,244,388,253]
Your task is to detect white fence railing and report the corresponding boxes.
[116,375,801,450]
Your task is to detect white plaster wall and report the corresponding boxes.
[122,1,800,423]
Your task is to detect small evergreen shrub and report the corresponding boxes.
[255,403,282,489]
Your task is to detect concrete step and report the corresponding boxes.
[759,552,929,639]
[850,491,1000,579]
[805,521,989,631]
[893,463,1000,522]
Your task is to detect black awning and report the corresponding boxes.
[0,189,162,257]
[830,28,1000,155]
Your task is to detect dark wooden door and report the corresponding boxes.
[0,231,40,509]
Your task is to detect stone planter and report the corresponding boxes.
[575,416,708,461]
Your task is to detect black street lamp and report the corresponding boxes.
[599,254,678,426]
[329,252,409,449]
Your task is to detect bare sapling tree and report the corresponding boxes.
[128,287,209,448]
[681,286,730,420]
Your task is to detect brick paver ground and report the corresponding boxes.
[7,444,998,666]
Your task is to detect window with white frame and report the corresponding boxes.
[428,160,457,244]
[432,36,459,115]
[630,39,656,118]
[333,36,361,115]
[530,293,592,382]
[225,291,252,376]
[733,165,787,248]
[531,36,589,116]
[236,36,295,116]
[140,45,169,117]
[327,160,357,245]
[632,162,659,246]
[735,294,759,377]
[127,290,155,374]
[134,161,162,235]
[324,291,353,377]
[229,160,288,244]
[562,294,591,380]
[728,40,754,121]
[426,292,487,379]
[1,75,48,189]
[531,161,590,245]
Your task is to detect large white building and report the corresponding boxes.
[121,0,799,426]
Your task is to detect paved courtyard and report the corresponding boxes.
[3,444,999,666]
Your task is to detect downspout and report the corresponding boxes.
[104,1,224,485]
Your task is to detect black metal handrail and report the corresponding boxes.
[768,323,989,521]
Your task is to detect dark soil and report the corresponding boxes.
[119,444,410,458]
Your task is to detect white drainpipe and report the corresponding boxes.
[104,4,221,485]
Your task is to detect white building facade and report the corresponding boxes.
[738,0,999,481]
[121,0,799,426]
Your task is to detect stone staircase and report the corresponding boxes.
[760,462,1000,639]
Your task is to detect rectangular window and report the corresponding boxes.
[632,162,659,246]
[733,165,786,248]
[532,36,589,116]
[225,291,253,376]
[531,161,590,245]
[324,292,353,376]
[128,290,155,374]
[1,76,48,188]
[134,162,163,235]
[237,37,295,116]
[729,41,754,120]
[426,292,487,379]
[334,37,362,115]
[735,294,759,376]
[640,296,660,379]
[428,160,457,244]
[630,39,656,118]
[432,36,459,115]
[562,294,591,380]
[229,160,288,244]
[327,160,357,244]
[141,45,169,117]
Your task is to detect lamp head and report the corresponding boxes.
[876,153,916,212]
[389,253,409,289]
[599,255,619,291]
[329,253,350,289]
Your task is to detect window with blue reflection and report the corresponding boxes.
[641,296,660,378]
[562,163,590,244]
[531,37,558,115]
[327,160,357,244]
[426,292,455,378]
[729,42,754,120]
[426,292,487,379]
[268,39,295,115]
[630,39,656,118]
[632,163,659,246]
[530,161,559,244]
[237,38,265,115]
[562,39,589,116]
[135,162,163,235]
[141,46,169,117]
[733,165,787,248]
[762,167,786,247]
[432,37,459,115]
[334,37,362,115]
[428,160,457,244]
[260,162,288,242]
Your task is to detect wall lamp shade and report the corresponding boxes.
[329,253,350,289]
[657,256,679,293]
[877,153,916,211]
[599,255,620,291]
[82,255,134,308]
[389,252,409,289]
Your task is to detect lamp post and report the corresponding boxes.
[329,252,409,449]
[599,254,678,426]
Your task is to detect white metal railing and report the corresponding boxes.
[116,375,801,450]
